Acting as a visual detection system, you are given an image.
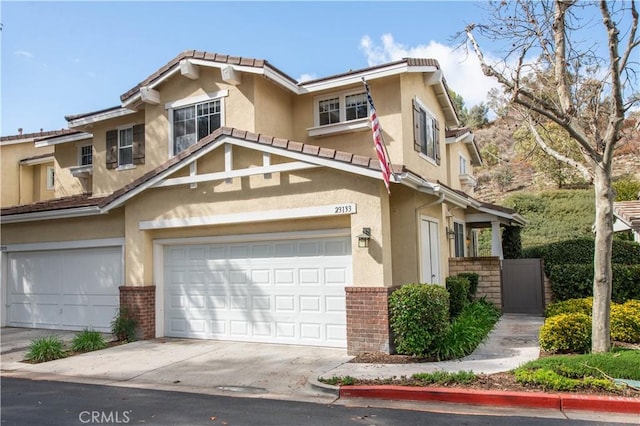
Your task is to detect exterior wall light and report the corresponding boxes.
[357,227,371,248]
[446,226,456,239]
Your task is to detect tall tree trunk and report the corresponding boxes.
[591,163,614,353]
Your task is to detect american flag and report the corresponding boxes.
[364,80,393,195]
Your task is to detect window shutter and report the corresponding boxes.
[106,130,118,169]
[412,99,421,152]
[132,124,145,165]
[434,119,441,165]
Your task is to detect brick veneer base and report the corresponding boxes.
[449,257,502,310]
[346,286,398,355]
[119,286,155,340]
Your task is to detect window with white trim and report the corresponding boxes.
[315,90,368,126]
[413,98,440,164]
[46,166,55,190]
[173,99,221,154]
[118,127,133,166]
[166,91,227,157]
[79,144,93,166]
[453,222,465,257]
[459,155,467,175]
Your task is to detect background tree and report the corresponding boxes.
[449,89,469,126]
[463,0,639,352]
[467,103,490,129]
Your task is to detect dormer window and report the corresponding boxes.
[166,90,228,157]
[308,89,370,137]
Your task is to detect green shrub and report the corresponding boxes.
[524,238,640,272]
[514,368,615,392]
[458,272,480,302]
[389,284,450,356]
[446,276,470,318]
[548,264,640,302]
[502,226,522,259]
[539,313,592,354]
[610,301,640,343]
[544,297,593,318]
[71,329,108,352]
[111,307,138,342]
[432,300,501,361]
[25,336,67,363]
[412,370,476,385]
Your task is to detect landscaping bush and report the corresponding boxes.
[548,264,640,302]
[111,307,138,342]
[502,225,522,259]
[432,299,501,361]
[389,284,450,356]
[544,297,593,318]
[539,313,592,354]
[458,272,480,302]
[523,238,640,270]
[610,301,640,343]
[445,276,470,318]
[25,336,67,363]
[71,328,108,352]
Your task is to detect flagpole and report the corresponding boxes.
[362,78,398,188]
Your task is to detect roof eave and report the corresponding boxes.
[0,206,102,224]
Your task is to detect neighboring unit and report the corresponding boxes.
[0,51,525,353]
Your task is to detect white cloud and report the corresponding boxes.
[297,73,317,83]
[359,34,501,109]
[14,50,34,59]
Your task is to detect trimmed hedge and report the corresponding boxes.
[611,301,640,343]
[548,264,640,302]
[523,238,640,273]
[544,297,593,318]
[446,276,470,318]
[458,272,480,302]
[539,313,592,354]
[389,284,450,356]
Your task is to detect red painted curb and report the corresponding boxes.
[340,386,640,414]
[340,385,560,409]
[561,394,640,414]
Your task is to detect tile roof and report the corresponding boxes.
[445,127,471,138]
[64,106,123,122]
[19,153,54,163]
[1,128,76,142]
[0,193,102,216]
[614,200,640,228]
[120,50,295,103]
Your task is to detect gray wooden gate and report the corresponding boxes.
[502,259,544,314]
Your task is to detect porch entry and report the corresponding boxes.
[501,258,544,314]
[420,217,441,284]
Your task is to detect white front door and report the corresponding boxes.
[6,247,122,332]
[163,234,352,347]
[420,218,441,284]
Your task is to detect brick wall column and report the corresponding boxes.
[119,286,155,340]
[346,286,397,355]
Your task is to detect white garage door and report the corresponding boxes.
[7,247,122,332]
[164,235,351,347]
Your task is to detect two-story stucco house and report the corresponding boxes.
[0,51,524,354]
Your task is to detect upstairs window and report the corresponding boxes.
[79,145,93,166]
[106,124,145,170]
[413,98,440,164]
[459,155,467,175]
[46,166,55,190]
[173,99,221,154]
[309,90,370,137]
[166,90,227,157]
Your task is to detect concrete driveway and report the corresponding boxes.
[1,328,352,403]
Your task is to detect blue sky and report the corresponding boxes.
[3,1,497,136]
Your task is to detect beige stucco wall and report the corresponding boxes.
[446,141,477,194]
[254,77,294,138]
[0,209,124,244]
[0,141,54,207]
[120,156,389,289]
[54,139,93,197]
[400,73,447,184]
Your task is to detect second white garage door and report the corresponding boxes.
[163,235,351,347]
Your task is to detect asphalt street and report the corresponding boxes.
[1,378,622,426]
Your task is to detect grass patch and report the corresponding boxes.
[25,336,67,363]
[412,370,476,385]
[514,349,640,392]
[432,299,501,361]
[71,329,108,353]
[319,375,355,386]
